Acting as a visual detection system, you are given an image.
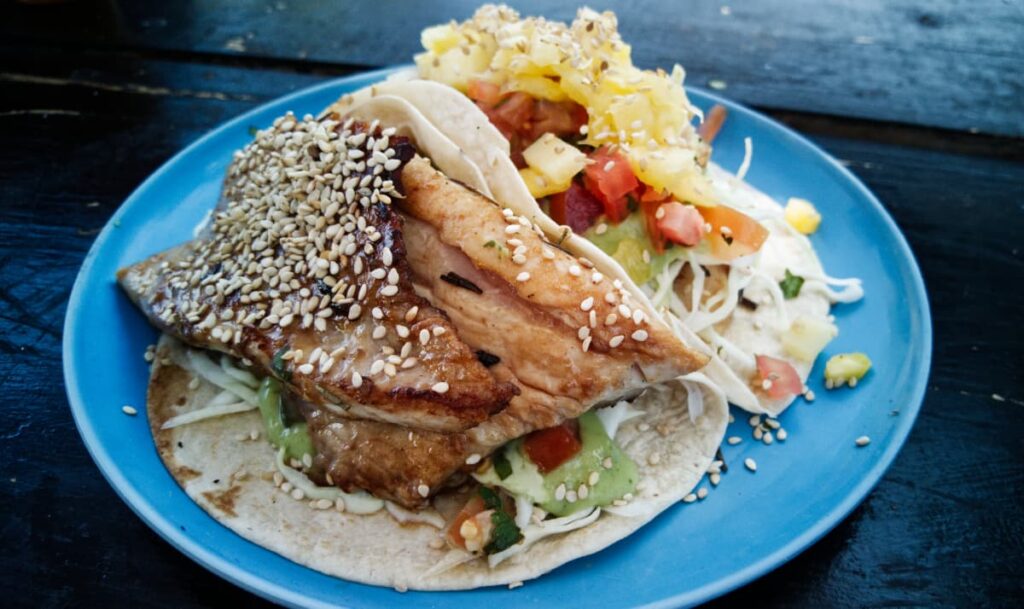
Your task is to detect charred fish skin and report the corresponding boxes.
[117,115,516,433]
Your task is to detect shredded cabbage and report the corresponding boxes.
[487,507,601,568]
[182,349,258,404]
[385,501,445,529]
[736,137,753,180]
[161,401,255,430]
[595,399,645,438]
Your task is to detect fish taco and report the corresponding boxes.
[120,93,728,589]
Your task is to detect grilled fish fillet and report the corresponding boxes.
[118,116,517,432]
[300,155,710,507]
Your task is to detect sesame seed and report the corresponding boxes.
[605,313,618,326]
[381,285,399,297]
[291,488,305,501]
[591,271,603,283]
[683,493,697,503]
[568,265,581,277]
[554,483,566,501]
[603,160,616,172]
[631,329,648,342]
[765,418,780,430]
[578,326,591,340]
[748,415,761,427]
[369,360,385,375]
[347,303,362,320]
[417,484,430,497]
[595,223,608,235]
[297,363,314,375]
[465,453,482,465]
[697,487,708,500]
[581,336,592,352]
[856,435,871,447]
[516,271,530,282]
[302,453,313,468]
[351,371,363,388]
[372,326,386,339]
[505,224,521,235]
[512,253,527,265]
[419,329,430,345]
[744,458,757,472]
[431,381,449,394]
[580,296,594,311]
[710,473,721,486]
[395,325,410,338]
[777,429,788,441]
[433,327,446,336]
[602,457,613,469]
[727,436,742,445]
[647,453,661,465]
[405,306,419,322]
[566,490,578,503]
[588,471,600,486]
[578,484,589,500]
[122,405,137,416]
[609,335,624,348]
[763,432,774,445]
[754,427,764,440]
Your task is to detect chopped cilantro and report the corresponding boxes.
[478,485,502,510]
[272,346,292,382]
[485,510,522,554]
[779,269,805,299]
[493,451,513,480]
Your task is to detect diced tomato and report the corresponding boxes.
[523,420,582,474]
[699,104,728,144]
[755,355,804,399]
[637,186,672,252]
[583,147,640,223]
[444,495,486,550]
[656,202,705,247]
[698,204,769,260]
[550,182,605,233]
[527,100,588,142]
[467,80,503,107]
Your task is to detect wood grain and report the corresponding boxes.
[1,0,1021,137]
[0,20,1022,609]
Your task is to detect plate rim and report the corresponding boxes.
[62,66,932,609]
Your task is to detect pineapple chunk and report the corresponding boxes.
[522,133,588,185]
[824,353,872,388]
[782,316,838,362]
[421,24,462,55]
[785,197,822,235]
[519,167,570,199]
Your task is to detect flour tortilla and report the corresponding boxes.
[149,334,727,590]
[345,77,838,416]
[147,96,729,590]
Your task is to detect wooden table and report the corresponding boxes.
[2,1,1021,607]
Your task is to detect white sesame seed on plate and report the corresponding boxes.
[727,436,742,445]
[683,493,697,503]
[856,435,871,447]
[710,473,721,486]
[697,487,709,500]
[431,382,449,394]
[122,405,137,416]
[505,224,521,235]
[748,415,761,427]
[777,429,788,441]
[744,458,757,472]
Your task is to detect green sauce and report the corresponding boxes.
[476,411,638,517]
[257,377,315,463]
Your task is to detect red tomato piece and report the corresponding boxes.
[467,80,503,107]
[444,495,486,550]
[523,420,582,474]
[656,202,705,247]
[637,186,672,252]
[527,99,588,141]
[698,204,769,260]
[583,147,639,223]
[755,355,803,399]
[554,182,605,233]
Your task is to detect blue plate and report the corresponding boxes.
[63,67,931,608]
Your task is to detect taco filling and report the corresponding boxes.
[120,98,725,588]
[411,4,865,415]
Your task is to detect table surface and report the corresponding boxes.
[1,1,1022,607]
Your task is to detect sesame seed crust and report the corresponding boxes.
[116,113,516,432]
